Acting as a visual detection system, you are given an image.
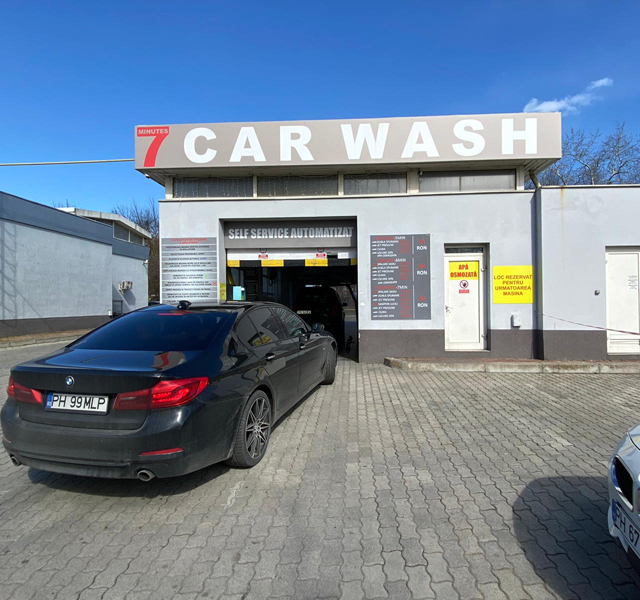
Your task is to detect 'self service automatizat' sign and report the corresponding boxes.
[224,220,357,249]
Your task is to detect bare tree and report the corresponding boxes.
[112,198,159,238]
[112,198,159,300]
[537,123,640,186]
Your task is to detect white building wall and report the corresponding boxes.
[540,185,640,359]
[112,253,149,313]
[160,191,537,360]
[0,220,111,321]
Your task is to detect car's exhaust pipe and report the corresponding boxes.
[9,455,22,467]
[137,469,156,482]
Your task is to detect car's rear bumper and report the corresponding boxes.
[5,449,195,479]
[1,398,232,479]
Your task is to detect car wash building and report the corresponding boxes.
[136,113,640,362]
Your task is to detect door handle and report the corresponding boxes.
[265,352,276,362]
[299,343,306,349]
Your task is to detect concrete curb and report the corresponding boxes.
[384,357,640,374]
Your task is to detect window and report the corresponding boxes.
[248,307,286,343]
[257,175,338,197]
[445,246,484,254]
[460,171,515,192]
[419,172,460,193]
[235,315,264,348]
[112,222,144,245]
[273,307,308,338]
[174,177,253,198]
[113,223,129,241]
[71,309,233,352]
[344,172,407,195]
[419,170,516,193]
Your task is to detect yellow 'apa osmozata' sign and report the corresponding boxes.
[449,261,479,280]
[493,266,533,303]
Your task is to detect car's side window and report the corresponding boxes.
[235,315,264,348]
[248,308,286,344]
[273,307,308,339]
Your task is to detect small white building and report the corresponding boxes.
[59,208,152,316]
[0,193,151,336]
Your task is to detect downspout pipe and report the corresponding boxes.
[529,171,543,358]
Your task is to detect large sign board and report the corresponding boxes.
[161,237,217,304]
[371,235,431,320]
[135,113,561,171]
[224,219,357,249]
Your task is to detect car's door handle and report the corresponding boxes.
[299,343,306,349]
[265,352,276,362]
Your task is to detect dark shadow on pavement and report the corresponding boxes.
[27,461,231,498]
[26,387,322,498]
[513,476,640,599]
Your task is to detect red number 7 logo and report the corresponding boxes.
[137,126,170,168]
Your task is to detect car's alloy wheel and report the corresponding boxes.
[245,395,271,459]
[227,390,272,468]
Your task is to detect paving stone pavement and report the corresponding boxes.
[1,342,640,599]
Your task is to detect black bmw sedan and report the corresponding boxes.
[1,302,337,480]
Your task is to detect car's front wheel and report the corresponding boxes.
[227,390,272,468]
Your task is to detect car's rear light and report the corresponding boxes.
[150,378,208,408]
[113,388,152,410]
[114,377,208,410]
[140,447,183,456]
[7,377,42,405]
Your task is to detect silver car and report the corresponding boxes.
[608,426,640,561]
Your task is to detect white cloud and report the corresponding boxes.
[523,77,614,114]
[587,77,613,90]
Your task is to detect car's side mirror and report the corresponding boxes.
[311,323,325,334]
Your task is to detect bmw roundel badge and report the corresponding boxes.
[65,376,75,387]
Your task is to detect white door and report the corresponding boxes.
[445,251,486,351]
[606,250,640,353]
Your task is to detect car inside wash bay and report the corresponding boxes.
[136,114,640,363]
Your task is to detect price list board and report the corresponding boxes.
[161,237,218,304]
[370,235,431,320]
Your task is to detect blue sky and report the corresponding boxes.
[1,1,638,212]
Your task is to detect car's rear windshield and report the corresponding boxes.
[71,310,235,352]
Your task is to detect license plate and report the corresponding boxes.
[297,310,312,314]
[46,393,109,414]
[613,500,640,552]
